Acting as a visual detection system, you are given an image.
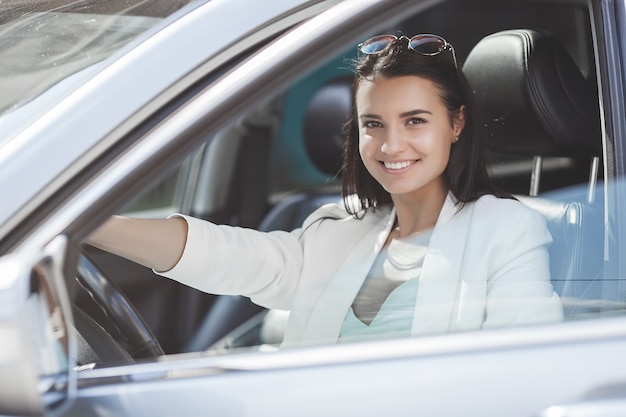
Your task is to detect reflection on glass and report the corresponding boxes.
[25,264,69,376]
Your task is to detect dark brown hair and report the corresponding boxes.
[341,36,509,217]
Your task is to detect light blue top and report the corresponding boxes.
[338,277,420,343]
[338,233,430,343]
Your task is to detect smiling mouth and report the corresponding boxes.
[382,160,418,170]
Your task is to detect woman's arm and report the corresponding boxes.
[86,215,188,272]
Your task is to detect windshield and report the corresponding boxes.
[0,0,198,136]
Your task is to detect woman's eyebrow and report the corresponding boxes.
[359,109,433,119]
[399,109,432,118]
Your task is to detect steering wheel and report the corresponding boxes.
[75,248,164,361]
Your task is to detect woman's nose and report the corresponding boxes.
[380,128,406,154]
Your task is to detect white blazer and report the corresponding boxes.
[160,193,563,347]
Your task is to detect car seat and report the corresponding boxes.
[463,29,605,318]
[257,76,350,231]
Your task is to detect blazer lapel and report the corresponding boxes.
[411,193,473,335]
[299,207,395,344]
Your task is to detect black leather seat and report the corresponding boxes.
[463,29,600,157]
[463,29,604,318]
[257,76,350,232]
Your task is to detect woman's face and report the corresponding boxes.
[356,75,464,201]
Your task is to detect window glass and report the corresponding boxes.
[121,167,183,217]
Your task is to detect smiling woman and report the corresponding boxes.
[356,76,461,212]
[87,32,564,348]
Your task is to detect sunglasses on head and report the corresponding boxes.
[358,34,457,67]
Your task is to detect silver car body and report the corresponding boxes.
[1,0,626,416]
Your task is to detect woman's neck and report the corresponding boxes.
[391,183,448,239]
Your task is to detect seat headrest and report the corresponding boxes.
[303,76,353,176]
[463,29,601,157]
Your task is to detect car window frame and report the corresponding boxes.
[589,0,626,283]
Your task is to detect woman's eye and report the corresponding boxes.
[407,117,427,125]
[362,120,382,128]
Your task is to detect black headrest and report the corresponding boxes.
[463,29,601,157]
[303,76,353,176]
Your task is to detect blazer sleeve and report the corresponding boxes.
[154,204,348,310]
[481,202,564,328]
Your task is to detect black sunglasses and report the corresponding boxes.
[358,34,457,68]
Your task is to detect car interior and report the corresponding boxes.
[75,0,620,365]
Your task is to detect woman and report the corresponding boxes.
[89,34,563,347]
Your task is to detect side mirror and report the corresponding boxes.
[0,236,75,416]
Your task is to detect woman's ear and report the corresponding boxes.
[453,105,466,138]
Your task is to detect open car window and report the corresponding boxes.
[62,0,624,369]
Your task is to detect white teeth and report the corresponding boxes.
[384,160,415,170]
